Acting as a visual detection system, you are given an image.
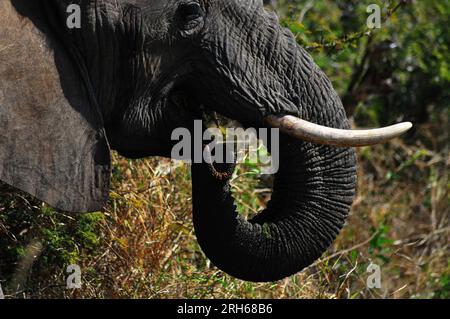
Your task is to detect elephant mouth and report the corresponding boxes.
[168,68,412,150]
[191,104,412,148]
[174,83,412,149]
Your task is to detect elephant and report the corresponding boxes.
[0,0,412,282]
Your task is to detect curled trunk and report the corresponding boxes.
[192,133,356,282]
[189,2,360,281]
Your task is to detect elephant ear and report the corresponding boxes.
[0,1,110,212]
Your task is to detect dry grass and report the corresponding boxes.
[0,119,448,299]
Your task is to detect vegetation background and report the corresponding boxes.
[0,0,448,299]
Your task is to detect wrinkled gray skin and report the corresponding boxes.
[0,0,356,282]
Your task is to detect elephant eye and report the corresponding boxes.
[177,2,204,33]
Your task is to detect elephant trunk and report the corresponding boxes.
[190,2,359,282]
[191,132,357,282]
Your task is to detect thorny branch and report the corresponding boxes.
[304,0,410,52]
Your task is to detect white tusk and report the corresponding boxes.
[265,115,413,147]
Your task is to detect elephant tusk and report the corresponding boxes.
[265,115,413,147]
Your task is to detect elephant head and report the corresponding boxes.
[0,0,411,282]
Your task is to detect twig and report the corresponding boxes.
[298,1,314,23]
[9,240,43,296]
[305,0,409,52]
